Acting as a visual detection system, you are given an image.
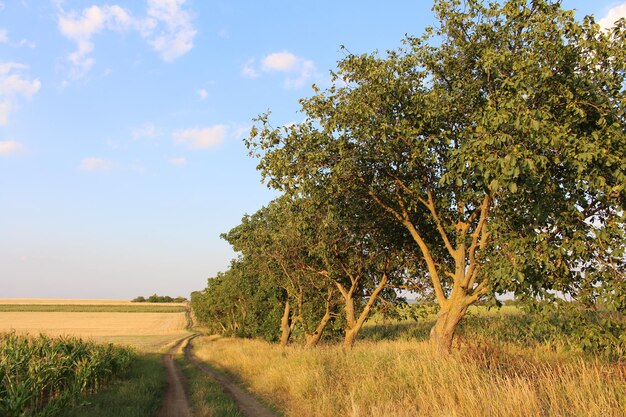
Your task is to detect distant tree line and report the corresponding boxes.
[192,0,625,355]
[132,294,187,303]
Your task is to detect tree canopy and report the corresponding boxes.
[246,0,626,354]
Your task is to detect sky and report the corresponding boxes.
[1,0,625,300]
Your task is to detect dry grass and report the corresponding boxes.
[191,336,626,417]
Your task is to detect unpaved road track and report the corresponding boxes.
[157,337,193,417]
[157,305,278,417]
[185,337,279,417]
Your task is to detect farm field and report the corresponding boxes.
[0,299,190,352]
[0,298,144,305]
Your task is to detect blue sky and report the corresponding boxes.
[1,0,625,299]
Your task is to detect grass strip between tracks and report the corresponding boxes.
[177,355,245,417]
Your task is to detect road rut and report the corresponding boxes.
[185,337,279,417]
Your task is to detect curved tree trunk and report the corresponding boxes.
[304,309,333,348]
[341,272,388,349]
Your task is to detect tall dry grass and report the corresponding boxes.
[191,336,626,417]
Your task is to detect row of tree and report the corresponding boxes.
[132,294,187,303]
[192,0,626,355]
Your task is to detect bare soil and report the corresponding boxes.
[157,338,193,417]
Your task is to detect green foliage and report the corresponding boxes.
[191,259,285,342]
[0,333,133,417]
[245,0,626,350]
[131,294,187,303]
[57,354,166,417]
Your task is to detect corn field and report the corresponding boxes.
[0,332,133,417]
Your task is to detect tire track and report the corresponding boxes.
[157,336,193,417]
[184,336,279,417]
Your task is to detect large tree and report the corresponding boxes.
[247,0,626,355]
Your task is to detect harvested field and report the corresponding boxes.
[0,304,185,313]
[0,299,190,352]
[0,311,186,336]
[0,298,185,306]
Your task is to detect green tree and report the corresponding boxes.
[247,0,626,355]
[192,258,284,341]
[223,196,336,346]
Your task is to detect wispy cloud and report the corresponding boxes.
[0,62,41,125]
[141,0,196,62]
[131,122,160,140]
[197,88,208,99]
[598,2,626,29]
[241,59,259,79]
[244,51,318,88]
[79,157,112,171]
[169,157,186,166]
[58,5,132,79]
[0,28,37,48]
[0,140,22,156]
[217,28,229,39]
[173,125,227,149]
[57,1,196,79]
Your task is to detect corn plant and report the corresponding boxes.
[0,332,133,417]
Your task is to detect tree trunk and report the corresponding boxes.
[279,299,291,347]
[304,309,332,348]
[343,328,358,349]
[430,300,468,357]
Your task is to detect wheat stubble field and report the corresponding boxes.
[0,298,190,352]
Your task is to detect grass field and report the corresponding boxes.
[191,336,626,417]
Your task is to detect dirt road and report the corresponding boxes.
[157,338,193,417]
[185,337,279,417]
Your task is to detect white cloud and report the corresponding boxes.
[197,88,207,99]
[58,5,133,79]
[79,157,112,171]
[173,125,227,149]
[285,59,316,89]
[0,74,41,98]
[241,59,259,78]
[58,1,196,79]
[0,62,41,125]
[131,122,159,140]
[142,0,196,62]
[169,157,186,166]
[0,62,28,75]
[232,124,251,140]
[0,29,36,48]
[0,140,22,155]
[246,51,318,88]
[598,3,626,29]
[262,51,299,72]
